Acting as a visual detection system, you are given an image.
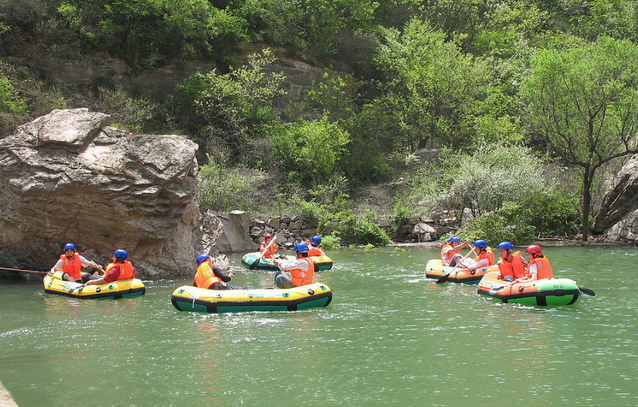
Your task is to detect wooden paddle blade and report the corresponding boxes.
[579,286,596,296]
[436,273,451,284]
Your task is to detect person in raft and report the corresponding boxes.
[458,239,495,271]
[85,249,135,286]
[47,243,103,283]
[305,235,325,257]
[273,243,315,289]
[524,245,553,281]
[495,241,528,283]
[259,233,278,259]
[440,236,470,267]
[194,254,247,290]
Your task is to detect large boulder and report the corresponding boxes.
[593,154,638,242]
[0,108,200,278]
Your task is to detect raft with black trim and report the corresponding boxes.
[43,271,146,299]
[477,271,580,306]
[240,253,334,271]
[171,282,333,313]
[425,259,498,284]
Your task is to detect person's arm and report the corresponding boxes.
[48,259,63,274]
[212,266,233,283]
[86,266,119,285]
[78,255,103,272]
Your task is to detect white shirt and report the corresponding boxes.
[277,258,311,272]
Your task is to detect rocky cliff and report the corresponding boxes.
[0,108,200,278]
[593,154,638,243]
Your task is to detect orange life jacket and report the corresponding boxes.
[529,256,553,279]
[105,260,135,280]
[308,246,323,257]
[61,253,82,280]
[475,247,495,266]
[290,257,315,287]
[259,241,277,259]
[440,244,461,265]
[498,251,526,279]
[194,262,222,289]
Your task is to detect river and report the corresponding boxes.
[0,246,636,406]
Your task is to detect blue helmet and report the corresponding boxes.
[449,236,461,243]
[497,242,513,251]
[196,254,211,265]
[294,243,309,254]
[473,239,488,249]
[114,249,128,261]
[311,235,322,245]
[64,243,76,251]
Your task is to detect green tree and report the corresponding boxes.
[274,117,350,186]
[174,49,285,162]
[522,36,638,240]
[375,19,492,151]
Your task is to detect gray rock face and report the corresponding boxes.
[0,108,200,278]
[593,154,638,242]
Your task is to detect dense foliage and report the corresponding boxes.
[3,0,638,244]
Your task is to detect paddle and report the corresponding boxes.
[436,247,475,284]
[0,266,47,274]
[250,235,277,270]
[578,286,596,296]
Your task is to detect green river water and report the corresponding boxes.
[0,246,636,407]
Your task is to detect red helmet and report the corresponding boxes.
[264,233,273,238]
[525,245,542,256]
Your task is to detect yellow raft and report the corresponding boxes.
[43,271,146,299]
[425,259,498,284]
[171,282,333,313]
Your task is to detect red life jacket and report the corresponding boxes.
[105,261,135,281]
[498,251,526,279]
[308,247,323,257]
[529,256,553,279]
[61,253,82,280]
[290,258,315,287]
[194,262,222,289]
[259,242,277,259]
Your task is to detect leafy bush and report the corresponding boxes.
[409,143,581,241]
[274,117,350,186]
[197,156,263,212]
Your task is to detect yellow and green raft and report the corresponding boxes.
[171,282,333,313]
[43,271,146,299]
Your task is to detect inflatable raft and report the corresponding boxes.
[240,252,334,271]
[171,282,333,313]
[425,259,498,284]
[477,271,580,306]
[43,271,146,299]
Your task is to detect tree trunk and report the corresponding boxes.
[581,166,593,241]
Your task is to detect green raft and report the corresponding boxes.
[477,271,582,306]
[240,252,334,271]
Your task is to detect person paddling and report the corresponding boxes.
[47,243,103,283]
[458,239,494,271]
[440,236,470,267]
[259,234,278,259]
[274,243,315,289]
